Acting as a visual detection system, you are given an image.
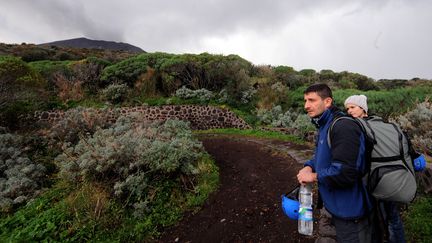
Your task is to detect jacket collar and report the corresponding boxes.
[311,106,340,128]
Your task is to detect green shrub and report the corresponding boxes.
[0,57,47,129]
[20,47,53,62]
[376,79,409,90]
[134,67,158,97]
[256,82,290,110]
[285,85,308,110]
[337,72,378,91]
[101,52,253,97]
[54,51,79,61]
[28,60,72,79]
[0,56,45,87]
[30,58,109,96]
[101,52,175,87]
[333,86,432,118]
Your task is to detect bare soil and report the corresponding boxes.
[158,136,316,243]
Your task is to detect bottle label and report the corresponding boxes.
[298,207,313,221]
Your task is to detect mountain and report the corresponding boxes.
[39,37,145,53]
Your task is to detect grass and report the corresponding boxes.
[186,154,220,209]
[195,128,304,144]
[0,182,73,242]
[404,194,432,243]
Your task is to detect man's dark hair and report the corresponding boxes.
[304,83,333,99]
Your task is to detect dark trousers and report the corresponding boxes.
[373,201,406,243]
[332,214,373,243]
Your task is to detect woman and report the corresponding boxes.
[344,94,406,243]
[344,94,368,118]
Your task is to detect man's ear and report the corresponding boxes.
[324,97,333,108]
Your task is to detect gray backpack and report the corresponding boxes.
[328,115,417,203]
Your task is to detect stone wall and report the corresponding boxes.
[35,105,251,130]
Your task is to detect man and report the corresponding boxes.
[297,84,373,243]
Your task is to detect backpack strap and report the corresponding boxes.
[327,116,376,149]
[327,115,374,212]
[326,116,356,148]
[327,116,374,178]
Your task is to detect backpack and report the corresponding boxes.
[327,115,417,203]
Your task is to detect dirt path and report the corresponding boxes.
[158,135,316,243]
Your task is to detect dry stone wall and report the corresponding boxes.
[35,105,251,130]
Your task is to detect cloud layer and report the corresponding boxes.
[1,0,431,79]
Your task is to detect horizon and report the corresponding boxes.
[1,0,432,80]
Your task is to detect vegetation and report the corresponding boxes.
[0,56,48,129]
[0,42,431,241]
[404,195,432,243]
[195,128,304,144]
[1,118,219,241]
[100,83,129,104]
[333,86,432,119]
[393,100,432,156]
[0,133,47,213]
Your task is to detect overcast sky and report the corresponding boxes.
[1,0,431,80]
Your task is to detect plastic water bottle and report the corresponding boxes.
[298,183,313,236]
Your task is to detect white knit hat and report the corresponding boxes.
[344,95,368,113]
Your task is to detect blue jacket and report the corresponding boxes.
[305,107,372,219]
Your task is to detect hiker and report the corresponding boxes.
[345,94,406,243]
[297,84,373,243]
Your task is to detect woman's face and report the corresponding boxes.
[345,103,367,118]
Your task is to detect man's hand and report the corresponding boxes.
[297,166,317,184]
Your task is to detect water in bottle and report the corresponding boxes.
[298,183,313,236]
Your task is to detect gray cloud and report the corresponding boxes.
[0,0,431,79]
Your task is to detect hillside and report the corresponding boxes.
[39,37,145,53]
[0,41,139,62]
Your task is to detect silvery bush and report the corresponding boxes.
[100,83,129,104]
[45,107,113,148]
[55,117,204,215]
[240,87,257,104]
[393,101,432,155]
[175,86,214,102]
[257,106,314,138]
[0,133,46,213]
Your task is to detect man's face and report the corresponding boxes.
[304,92,332,118]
